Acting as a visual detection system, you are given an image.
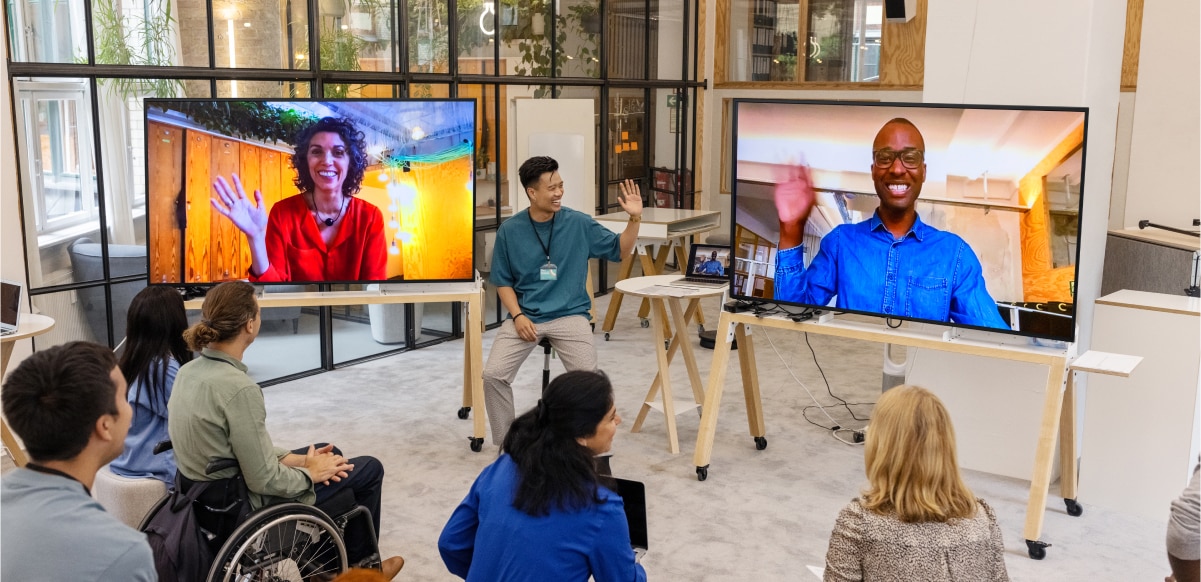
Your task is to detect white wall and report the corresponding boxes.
[1121,0,1201,230]
[912,0,1125,479]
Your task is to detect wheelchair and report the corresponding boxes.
[141,441,382,581]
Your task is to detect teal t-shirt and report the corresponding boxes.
[491,208,622,323]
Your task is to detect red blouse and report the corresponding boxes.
[250,194,388,283]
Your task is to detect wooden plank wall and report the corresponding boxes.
[147,121,182,283]
[148,122,295,283]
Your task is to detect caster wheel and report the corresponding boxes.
[640,318,650,328]
[1025,539,1049,560]
[604,332,610,341]
[468,437,484,452]
[1065,499,1083,517]
[698,325,705,333]
[457,407,470,420]
[754,436,768,450]
[696,466,709,481]
[664,340,670,350]
[590,322,596,332]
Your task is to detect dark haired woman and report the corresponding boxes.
[438,370,646,582]
[168,281,403,579]
[211,116,387,282]
[108,286,193,487]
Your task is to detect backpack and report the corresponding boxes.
[140,480,217,582]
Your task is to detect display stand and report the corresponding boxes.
[185,280,489,451]
[595,208,722,340]
[692,309,1140,560]
[615,275,727,453]
[1,313,57,467]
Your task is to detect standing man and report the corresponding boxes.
[772,118,1008,329]
[484,156,643,445]
[1,342,157,581]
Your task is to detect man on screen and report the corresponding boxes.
[773,118,1008,329]
[696,250,725,276]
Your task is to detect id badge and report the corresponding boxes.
[540,262,558,281]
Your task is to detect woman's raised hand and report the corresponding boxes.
[212,174,268,241]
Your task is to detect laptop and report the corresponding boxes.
[1,280,22,337]
[614,478,648,563]
[669,243,731,289]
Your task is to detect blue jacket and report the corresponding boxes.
[439,454,647,582]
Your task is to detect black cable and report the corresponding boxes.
[804,332,871,422]
[885,317,903,329]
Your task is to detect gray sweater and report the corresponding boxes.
[1167,460,1201,561]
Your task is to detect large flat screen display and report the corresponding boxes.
[731,100,1088,342]
[145,99,476,285]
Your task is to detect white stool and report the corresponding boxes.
[92,466,168,528]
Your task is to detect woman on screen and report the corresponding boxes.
[438,370,647,582]
[822,385,1008,582]
[211,116,388,283]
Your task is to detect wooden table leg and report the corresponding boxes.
[1058,370,1079,503]
[636,244,672,319]
[1023,358,1070,548]
[635,246,672,339]
[466,293,487,451]
[601,249,638,334]
[1,342,28,466]
[669,298,706,406]
[693,313,739,479]
[632,300,697,433]
[735,324,765,439]
[646,298,680,453]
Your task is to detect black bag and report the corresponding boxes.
[140,480,217,582]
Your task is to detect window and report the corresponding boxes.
[721,0,918,86]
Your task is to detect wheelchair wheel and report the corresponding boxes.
[208,503,348,582]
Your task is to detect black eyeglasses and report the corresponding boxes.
[873,148,924,169]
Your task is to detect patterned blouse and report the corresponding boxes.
[823,497,1009,581]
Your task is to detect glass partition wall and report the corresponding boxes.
[5,0,701,385]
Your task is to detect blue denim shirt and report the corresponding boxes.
[695,259,725,276]
[774,213,1009,329]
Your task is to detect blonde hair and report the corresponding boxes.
[182,281,258,352]
[861,385,977,522]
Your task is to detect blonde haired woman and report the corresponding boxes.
[823,385,1009,582]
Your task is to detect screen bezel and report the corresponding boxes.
[729,98,1089,343]
[143,97,478,287]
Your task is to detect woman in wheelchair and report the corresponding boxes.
[167,281,403,580]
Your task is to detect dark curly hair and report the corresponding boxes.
[291,117,369,197]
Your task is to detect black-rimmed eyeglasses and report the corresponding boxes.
[873,148,924,169]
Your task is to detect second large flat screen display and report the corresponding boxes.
[731,100,1088,342]
[146,99,476,285]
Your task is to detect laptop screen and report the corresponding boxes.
[613,478,648,551]
[686,244,732,280]
[1,281,21,329]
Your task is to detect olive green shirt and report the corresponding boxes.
[167,348,314,509]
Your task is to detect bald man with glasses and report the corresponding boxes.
[772,118,1008,329]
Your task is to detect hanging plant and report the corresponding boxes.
[88,0,182,99]
[156,102,320,146]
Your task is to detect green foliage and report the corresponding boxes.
[320,24,366,98]
[88,0,182,99]
[508,0,600,97]
[162,102,319,146]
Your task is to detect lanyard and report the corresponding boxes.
[26,463,90,496]
[529,211,556,263]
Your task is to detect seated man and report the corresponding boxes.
[483,156,643,445]
[1,341,156,581]
[696,250,726,276]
